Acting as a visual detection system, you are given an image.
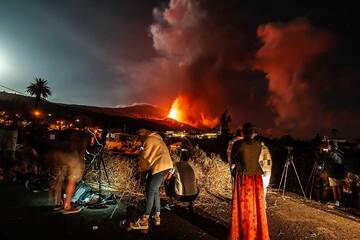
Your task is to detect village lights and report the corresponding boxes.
[33,110,41,117]
[75,119,80,123]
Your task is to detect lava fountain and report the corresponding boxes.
[167,96,218,128]
[167,98,182,121]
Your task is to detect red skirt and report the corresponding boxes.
[228,175,269,240]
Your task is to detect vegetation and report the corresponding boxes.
[26,77,52,109]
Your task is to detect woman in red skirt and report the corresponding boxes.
[228,122,269,240]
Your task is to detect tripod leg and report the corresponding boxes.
[278,161,287,192]
[98,157,102,194]
[101,157,111,185]
[282,162,289,197]
[82,157,97,180]
[305,163,316,193]
[291,160,306,198]
[309,173,315,200]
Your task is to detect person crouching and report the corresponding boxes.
[165,149,199,213]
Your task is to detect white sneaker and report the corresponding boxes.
[163,204,172,211]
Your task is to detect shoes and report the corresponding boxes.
[129,217,149,230]
[53,205,62,211]
[60,207,82,214]
[334,201,340,206]
[153,214,160,226]
[163,204,173,211]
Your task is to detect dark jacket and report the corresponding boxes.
[231,139,263,176]
[327,149,345,179]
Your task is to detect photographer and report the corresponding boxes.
[129,129,173,231]
[327,141,345,206]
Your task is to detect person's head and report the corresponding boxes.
[180,149,190,162]
[242,122,256,139]
[329,140,338,150]
[235,128,242,137]
[136,128,152,137]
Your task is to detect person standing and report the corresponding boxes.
[259,141,272,203]
[228,122,269,240]
[130,129,173,231]
[227,129,243,186]
[327,141,345,206]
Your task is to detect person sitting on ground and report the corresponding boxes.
[130,129,173,231]
[327,141,345,206]
[165,149,199,212]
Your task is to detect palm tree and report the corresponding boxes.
[26,77,52,109]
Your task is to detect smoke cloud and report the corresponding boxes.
[119,0,344,137]
[120,0,255,128]
[255,19,335,134]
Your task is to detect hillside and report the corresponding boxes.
[0,91,195,132]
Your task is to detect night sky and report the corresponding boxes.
[1,0,359,138]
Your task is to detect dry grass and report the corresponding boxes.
[84,148,233,223]
[84,152,145,202]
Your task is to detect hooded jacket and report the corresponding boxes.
[138,132,173,175]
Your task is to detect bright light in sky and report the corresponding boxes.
[0,51,10,74]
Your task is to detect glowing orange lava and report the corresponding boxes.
[167,98,182,121]
[167,96,218,128]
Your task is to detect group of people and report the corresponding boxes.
[128,129,198,230]
[131,122,272,240]
[45,123,271,239]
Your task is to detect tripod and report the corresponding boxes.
[305,160,320,200]
[278,146,306,198]
[82,128,111,194]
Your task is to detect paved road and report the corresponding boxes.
[0,182,227,240]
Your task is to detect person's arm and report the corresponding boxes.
[227,141,233,165]
[165,167,176,180]
[230,141,240,165]
[259,142,272,176]
[138,138,153,172]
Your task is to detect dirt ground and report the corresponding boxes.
[197,188,360,240]
[266,190,360,240]
[0,182,359,240]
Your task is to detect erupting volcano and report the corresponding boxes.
[167,97,183,122]
[167,96,218,128]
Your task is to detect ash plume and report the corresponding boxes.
[120,0,341,137]
[255,18,335,135]
[120,0,254,127]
